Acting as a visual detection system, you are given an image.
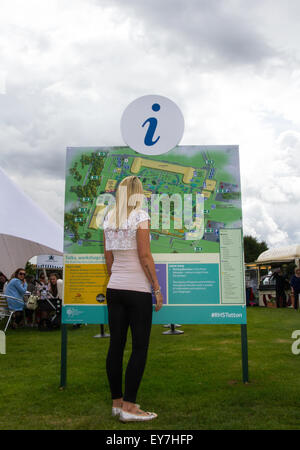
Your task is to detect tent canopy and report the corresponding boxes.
[256,245,300,264]
[0,167,63,278]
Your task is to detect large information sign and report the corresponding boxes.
[62,145,246,325]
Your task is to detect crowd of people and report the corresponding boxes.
[0,268,63,330]
[269,267,300,308]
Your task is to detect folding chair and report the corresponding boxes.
[45,293,62,329]
[37,292,61,330]
[0,294,25,332]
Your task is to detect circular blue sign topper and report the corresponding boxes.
[120,95,185,155]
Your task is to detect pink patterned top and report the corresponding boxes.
[103,209,151,293]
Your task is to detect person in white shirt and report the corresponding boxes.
[103,175,163,423]
[48,273,63,300]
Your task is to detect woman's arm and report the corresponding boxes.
[14,279,28,297]
[103,233,113,276]
[136,221,163,311]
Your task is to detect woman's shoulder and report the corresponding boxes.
[8,277,18,286]
[129,208,150,225]
[7,277,25,291]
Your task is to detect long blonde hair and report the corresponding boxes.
[107,176,145,228]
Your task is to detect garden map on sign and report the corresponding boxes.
[64,145,242,255]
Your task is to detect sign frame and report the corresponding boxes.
[60,144,249,386]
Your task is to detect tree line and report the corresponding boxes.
[243,235,268,263]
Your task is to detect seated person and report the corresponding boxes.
[4,268,27,329]
[24,275,36,326]
[48,273,63,301]
[37,272,48,288]
[47,273,63,328]
[0,273,8,293]
[36,280,51,330]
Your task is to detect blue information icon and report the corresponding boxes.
[120,95,185,155]
[142,103,161,146]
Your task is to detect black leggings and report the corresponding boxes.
[106,288,153,403]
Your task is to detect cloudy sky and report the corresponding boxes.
[1,0,300,248]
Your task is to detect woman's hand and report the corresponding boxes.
[155,291,163,312]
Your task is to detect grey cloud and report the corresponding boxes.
[97,0,277,67]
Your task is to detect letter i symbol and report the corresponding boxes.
[142,103,161,146]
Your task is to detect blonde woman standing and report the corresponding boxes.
[103,175,163,423]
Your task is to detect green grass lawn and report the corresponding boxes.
[1,307,300,430]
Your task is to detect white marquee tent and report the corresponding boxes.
[0,167,63,278]
[256,245,300,266]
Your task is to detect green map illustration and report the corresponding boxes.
[64,146,242,255]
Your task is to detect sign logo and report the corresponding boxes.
[66,307,84,318]
[121,95,184,155]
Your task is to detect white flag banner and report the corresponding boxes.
[37,255,63,269]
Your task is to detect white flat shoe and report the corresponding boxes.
[119,409,157,422]
[112,404,140,417]
[112,406,122,417]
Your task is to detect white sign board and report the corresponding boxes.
[36,255,63,269]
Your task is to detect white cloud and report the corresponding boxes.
[0,0,300,249]
[243,198,289,246]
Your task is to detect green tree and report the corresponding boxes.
[25,261,36,277]
[243,235,268,263]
